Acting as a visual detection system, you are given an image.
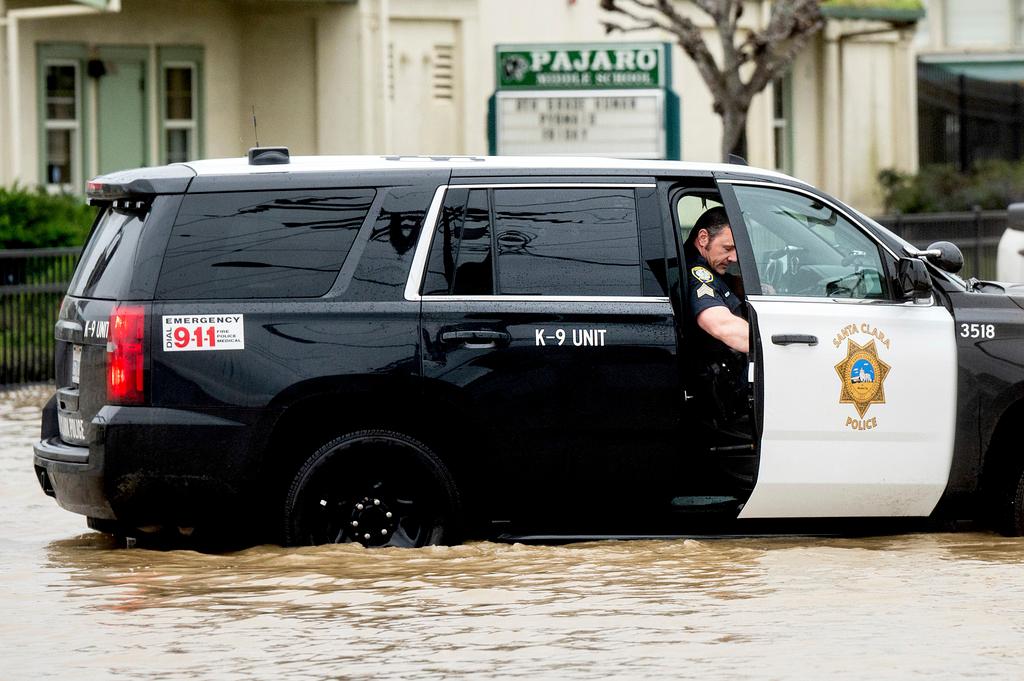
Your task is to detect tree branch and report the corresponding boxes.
[601,19,671,35]
[600,0,673,34]
[600,0,826,158]
[743,0,824,98]
[604,0,728,104]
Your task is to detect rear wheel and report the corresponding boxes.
[283,430,460,547]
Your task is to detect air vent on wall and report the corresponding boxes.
[432,44,454,101]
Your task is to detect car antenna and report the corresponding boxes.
[252,105,260,148]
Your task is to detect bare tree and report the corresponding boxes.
[601,0,824,161]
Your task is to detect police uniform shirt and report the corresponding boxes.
[686,253,748,421]
[688,254,742,319]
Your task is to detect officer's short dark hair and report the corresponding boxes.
[693,206,731,243]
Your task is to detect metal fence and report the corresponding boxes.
[918,62,1024,170]
[875,208,1006,281]
[0,247,80,386]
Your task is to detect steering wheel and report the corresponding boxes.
[761,245,805,294]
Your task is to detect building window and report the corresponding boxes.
[772,75,792,174]
[1019,0,1024,43]
[163,63,197,163]
[43,61,81,189]
[946,0,1013,47]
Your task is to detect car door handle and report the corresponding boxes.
[439,330,511,348]
[771,334,818,346]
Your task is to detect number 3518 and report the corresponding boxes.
[960,323,995,339]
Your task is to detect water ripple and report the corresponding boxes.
[5,386,1024,679]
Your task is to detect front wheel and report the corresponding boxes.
[284,430,460,547]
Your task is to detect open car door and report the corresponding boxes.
[719,181,957,518]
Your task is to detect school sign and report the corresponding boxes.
[489,43,680,160]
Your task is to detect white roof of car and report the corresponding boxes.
[179,154,806,185]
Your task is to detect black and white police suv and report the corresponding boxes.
[32,149,1024,546]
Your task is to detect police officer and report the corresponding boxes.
[686,207,748,354]
[684,206,750,431]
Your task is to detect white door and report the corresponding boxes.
[724,183,957,518]
[389,20,461,155]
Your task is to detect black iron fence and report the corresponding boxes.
[875,208,1006,281]
[918,62,1024,170]
[0,247,80,386]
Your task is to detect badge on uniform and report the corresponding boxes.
[696,283,715,298]
[691,266,714,283]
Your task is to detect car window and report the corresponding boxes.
[156,189,375,300]
[492,187,642,296]
[423,188,493,295]
[344,185,433,302]
[67,206,142,300]
[733,185,890,299]
[424,186,646,297]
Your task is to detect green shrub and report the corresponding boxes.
[0,185,96,249]
[879,161,1024,213]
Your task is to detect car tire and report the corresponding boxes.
[283,429,460,547]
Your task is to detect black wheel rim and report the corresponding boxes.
[295,441,444,547]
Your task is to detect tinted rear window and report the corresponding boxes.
[341,185,433,302]
[156,189,375,299]
[67,207,143,300]
[423,188,493,295]
[492,188,642,296]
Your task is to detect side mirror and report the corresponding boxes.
[897,258,932,302]
[925,241,964,274]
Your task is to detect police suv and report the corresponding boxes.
[32,149,1024,546]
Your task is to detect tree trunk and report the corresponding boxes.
[720,105,748,162]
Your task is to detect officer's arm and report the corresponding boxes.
[697,306,749,353]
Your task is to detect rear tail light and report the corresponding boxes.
[107,305,146,404]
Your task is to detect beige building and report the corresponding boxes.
[0,0,921,212]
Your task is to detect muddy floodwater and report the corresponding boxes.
[6,386,1024,679]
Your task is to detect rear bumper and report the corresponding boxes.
[34,404,269,529]
[34,436,114,519]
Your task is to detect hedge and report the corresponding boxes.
[879,161,1024,214]
[0,186,96,249]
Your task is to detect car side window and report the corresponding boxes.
[157,189,376,300]
[422,188,494,295]
[423,186,645,297]
[732,185,890,300]
[492,187,642,297]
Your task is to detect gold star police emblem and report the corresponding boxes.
[834,338,891,417]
